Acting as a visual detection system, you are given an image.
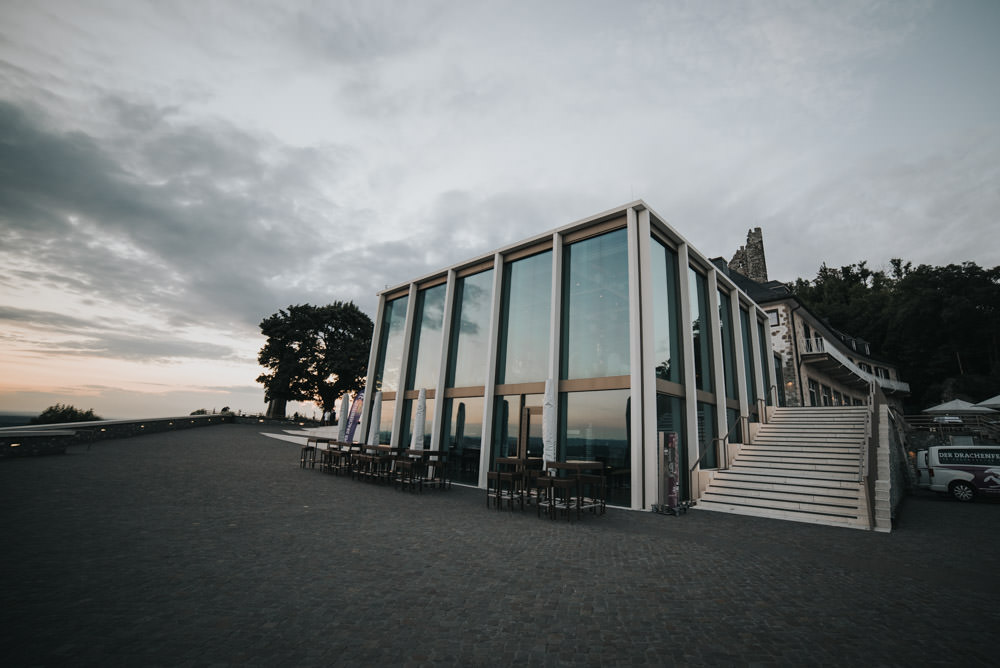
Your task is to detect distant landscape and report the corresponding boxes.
[0,412,35,428]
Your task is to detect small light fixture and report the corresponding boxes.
[10,443,21,447]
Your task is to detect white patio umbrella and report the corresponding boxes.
[337,394,350,442]
[542,378,557,468]
[410,388,426,450]
[367,391,383,446]
[922,399,997,415]
[975,394,1000,411]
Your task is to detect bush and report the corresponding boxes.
[30,403,103,425]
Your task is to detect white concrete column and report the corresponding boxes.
[390,283,418,448]
[431,269,457,450]
[707,269,728,454]
[626,207,645,509]
[479,252,504,488]
[677,244,700,498]
[359,293,386,443]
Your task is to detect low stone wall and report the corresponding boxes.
[0,414,235,458]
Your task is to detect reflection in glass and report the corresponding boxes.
[561,229,630,380]
[374,296,409,392]
[396,397,433,449]
[441,396,484,485]
[726,407,741,444]
[447,269,494,388]
[688,268,714,392]
[696,401,717,469]
[651,239,683,383]
[719,290,738,400]
[757,319,772,405]
[378,400,395,445]
[740,307,758,409]
[656,394,688,501]
[490,394,543,465]
[774,355,786,406]
[406,284,446,391]
[497,252,551,384]
[560,389,630,507]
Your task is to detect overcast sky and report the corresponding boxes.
[1,0,997,419]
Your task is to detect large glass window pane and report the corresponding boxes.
[374,296,408,393]
[440,397,484,485]
[398,397,435,450]
[447,269,494,388]
[491,393,543,465]
[497,252,551,384]
[377,400,395,445]
[757,319,773,405]
[689,269,714,393]
[740,307,758,409]
[719,290,738,400]
[561,229,630,380]
[774,355,786,406]
[560,389,630,507]
[405,284,446,391]
[656,393,688,502]
[696,401,718,469]
[651,239,683,383]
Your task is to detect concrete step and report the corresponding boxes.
[708,478,861,499]
[739,447,859,458]
[713,470,861,489]
[701,489,860,514]
[694,500,869,530]
[722,466,860,482]
[741,446,859,456]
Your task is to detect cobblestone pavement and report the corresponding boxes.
[1,424,997,667]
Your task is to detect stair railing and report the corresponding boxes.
[689,413,746,500]
[860,382,880,529]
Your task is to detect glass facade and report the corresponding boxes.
[689,268,714,393]
[719,290,738,400]
[366,207,776,509]
[377,399,395,445]
[656,394,687,501]
[440,396,484,485]
[757,319,772,405]
[406,284,446,391]
[398,397,435,450]
[739,306,757,408]
[374,296,408,392]
[446,269,494,388]
[560,389,631,506]
[696,401,718,469]
[491,393,543,464]
[497,251,551,385]
[561,229,630,380]
[651,239,683,383]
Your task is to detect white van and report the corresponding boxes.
[925,445,1000,502]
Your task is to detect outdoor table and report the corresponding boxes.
[544,460,607,516]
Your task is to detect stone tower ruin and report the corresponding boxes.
[729,227,768,283]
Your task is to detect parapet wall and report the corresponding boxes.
[0,414,235,458]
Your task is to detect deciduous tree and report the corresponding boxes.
[256,302,373,419]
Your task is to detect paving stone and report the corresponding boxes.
[0,423,997,666]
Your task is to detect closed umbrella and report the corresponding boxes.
[367,392,383,446]
[337,394,350,442]
[455,401,466,451]
[410,388,426,449]
[542,378,557,467]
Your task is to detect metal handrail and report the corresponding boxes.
[689,413,747,499]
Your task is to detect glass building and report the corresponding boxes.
[359,201,774,510]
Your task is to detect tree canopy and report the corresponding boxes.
[30,403,103,424]
[256,302,373,419]
[791,260,1000,409]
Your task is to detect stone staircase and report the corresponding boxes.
[695,406,871,529]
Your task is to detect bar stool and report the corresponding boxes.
[549,474,579,521]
